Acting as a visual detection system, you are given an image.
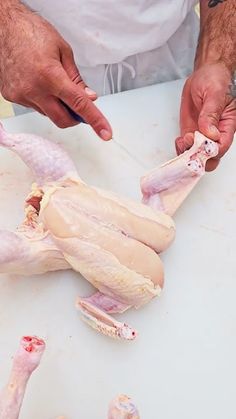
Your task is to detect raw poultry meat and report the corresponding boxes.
[108,395,140,419]
[141,131,219,215]
[0,336,138,419]
[0,336,45,419]
[0,125,218,340]
[0,124,174,340]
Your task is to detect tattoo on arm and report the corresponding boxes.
[208,0,226,8]
[196,0,236,71]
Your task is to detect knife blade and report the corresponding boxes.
[61,101,87,124]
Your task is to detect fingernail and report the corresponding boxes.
[208,125,220,138]
[85,87,97,97]
[99,129,112,141]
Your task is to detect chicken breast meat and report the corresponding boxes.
[0,124,218,339]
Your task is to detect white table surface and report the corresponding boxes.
[0,79,235,419]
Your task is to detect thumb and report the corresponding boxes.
[198,93,223,141]
[61,42,97,101]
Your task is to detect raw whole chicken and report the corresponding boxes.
[0,336,139,419]
[0,124,218,340]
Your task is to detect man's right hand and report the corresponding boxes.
[0,0,112,140]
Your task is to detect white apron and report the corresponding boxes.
[25,0,199,96]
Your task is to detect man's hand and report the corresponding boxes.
[176,62,236,171]
[0,1,112,140]
[176,1,236,171]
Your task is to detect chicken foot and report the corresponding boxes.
[0,336,45,419]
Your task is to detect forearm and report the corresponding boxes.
[195,1,236,71]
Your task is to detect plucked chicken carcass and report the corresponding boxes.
[0,125,218,340]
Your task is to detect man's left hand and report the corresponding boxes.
[176,62,236,171]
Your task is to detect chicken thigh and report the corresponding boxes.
[0,125,217,340]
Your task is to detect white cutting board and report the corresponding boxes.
[0,79,236,419]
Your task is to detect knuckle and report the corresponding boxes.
[72,73,83,85]
[199,110,219,123]
[39,63,60,81]
[39,64,64,95]
[72,95,90,114]
[3,82,36,104]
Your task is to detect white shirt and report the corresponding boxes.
[25,0,199,95]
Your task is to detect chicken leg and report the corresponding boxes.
[0,229,69,275]
[141,131,219,215]
[0,336,45,419]
[0,124,78,185]
[108,394,140,419]
[0,337,139,418]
